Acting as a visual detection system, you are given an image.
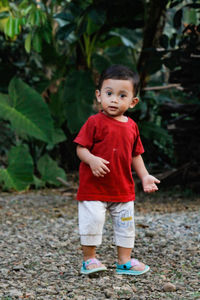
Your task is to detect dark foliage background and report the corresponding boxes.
[0,0,199,191]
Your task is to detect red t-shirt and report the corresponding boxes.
[74,112,144,202]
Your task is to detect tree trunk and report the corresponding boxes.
[137,0,168,91]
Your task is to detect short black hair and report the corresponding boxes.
[97,65,140,97]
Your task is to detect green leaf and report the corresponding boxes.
[86,8,105,35]
[21,16,26,25]
[34,10,41,26]
[92,53,111,73]
[139,121,173,156]
[47,128,67,150]
[43,28,51,44]
[33,175,45,189]
[0,77,54,143]
[54,12,74,22]
[0,145,34,191]
[56,23,76,40]
[97,36,122,48]
[33,32,42,52]
[104,46,136,70]
[173,9,183,29]
[13,18,21,35]
[88,9,105,26]
[21,5,32,16]
[8,3,18,13]
[28,11,36,26]
[0,11,9,19]
[37,154,66,186]
[77,19,87,37]
[52,128,67,145]
[184,7,198,25]
[25,32,32,53]
[63,70,95,133]
[110,31,134,48]
[4,15,14,38]
[0,0,9,7]
[86,17,100,35]
[48,89,67,127]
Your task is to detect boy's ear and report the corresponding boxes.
[129,97,139,108]
[96,90,101,103]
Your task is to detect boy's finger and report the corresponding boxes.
[93,171,104,177]
[102,159,110,164]
[99,168,107,174]
[102,165,110,172]
[154,178,160,184]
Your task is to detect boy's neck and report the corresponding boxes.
[102,111,128,123]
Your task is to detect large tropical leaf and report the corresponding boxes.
[140,121,172,144]
[104,46,136,70]
[0,77,54,143]
[63,70,95,133]
[47,128,67,150]
[37,154,66,186]
[0,145,34,191]
[139,121,173,157]
[92,54,111,73]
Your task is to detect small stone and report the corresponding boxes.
[113,286,121,291]
[46,287,58,295]
[1,268,9,276]
[44,252,53,257]
[187,247,198,252]
[8,289,23,297]
[104,289,113,298]
[176,284,185,291]
[75,296,85,300]
[118,284,133,297]
[132,284,137,292]
[145,231,155,238]
[13,264,24,271]
[0,283,9,288]
[163,282,176,292]
[67,292,75,298]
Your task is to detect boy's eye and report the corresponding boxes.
[107,91,112,96]
[120,94,126,98]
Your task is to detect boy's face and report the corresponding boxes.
[96,79,139,121]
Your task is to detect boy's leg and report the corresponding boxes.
[117,246,146,271]
[82,245,96,261]
[109,202,146,271]
[78,201,106,270]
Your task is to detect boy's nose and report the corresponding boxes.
[111,97,118,103]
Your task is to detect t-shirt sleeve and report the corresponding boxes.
[132,124,144,156]
[73,116,96,150]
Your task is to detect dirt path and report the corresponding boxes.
[0,188,199,299]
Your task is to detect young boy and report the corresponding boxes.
[74,65,160,275]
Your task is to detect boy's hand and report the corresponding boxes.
[142,175,160,193]
[89,156,110,177]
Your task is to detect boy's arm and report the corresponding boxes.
[76,145,110,177]
[132,155,160,193]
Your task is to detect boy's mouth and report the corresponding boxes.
[108,106,118,110]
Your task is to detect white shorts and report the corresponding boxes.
[78,201,135,248]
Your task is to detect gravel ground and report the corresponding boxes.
[0,187,199,300]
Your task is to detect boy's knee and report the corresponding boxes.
[79,201,105,234]
[79,213,105,235]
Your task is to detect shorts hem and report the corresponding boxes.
[114,236,135,248]
[80,235,102,246]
